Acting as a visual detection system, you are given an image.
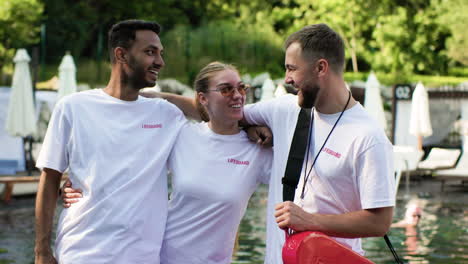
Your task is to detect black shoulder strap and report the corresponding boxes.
[282,108,311,201]
[384,234,405,263]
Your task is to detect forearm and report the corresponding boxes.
[140,90,200,120]
[161,92,200,120]
[35,169,62,255]
[306,207,394,238]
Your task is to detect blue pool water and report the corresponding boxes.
[0,179,466,263]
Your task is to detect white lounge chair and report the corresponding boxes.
[417,147,461,171]
[432,149,468,192]
[393,145,425,198]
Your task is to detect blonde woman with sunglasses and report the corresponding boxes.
[62,62,273,264]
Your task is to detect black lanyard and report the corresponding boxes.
[300,90,351,200]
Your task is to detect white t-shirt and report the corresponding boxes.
[244,94,395,260]
[36,89,186,264]
[160,122,272,264]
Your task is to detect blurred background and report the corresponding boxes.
[1,1,468,263]
[1,0,467,88]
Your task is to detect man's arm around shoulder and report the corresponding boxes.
[140,91,201,120]
[35,168,63,264]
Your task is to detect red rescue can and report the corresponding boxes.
[282,231,375,264]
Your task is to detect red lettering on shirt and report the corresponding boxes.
[322,147,341,158]
[142,124,163,129]
[227,158,250,165]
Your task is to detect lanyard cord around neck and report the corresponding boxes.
[300,90,352,200]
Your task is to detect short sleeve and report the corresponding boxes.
[356,142,396,209]
[244,100,277,127]
[163,99,188,129]
[257,148,273,185]
[244,95,299,129]
[36,100,72,173]
[164,100,188,171]
[167,122,191,173]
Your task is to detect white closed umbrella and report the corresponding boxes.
[364,72,386,129]
[6,49,37,137]
[260,78,275,101]
[58,52,77,99]
[409,82,432,150]
[274,83,288,98]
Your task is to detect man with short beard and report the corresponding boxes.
[34,20,186,264]
[244,23,395,262]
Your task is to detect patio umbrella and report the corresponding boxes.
[5,49,37,137]
[364,72,386,129]
[274,83,288,98]
[57,52,77,99]
[260,78,275,101]
[409,82,432,150]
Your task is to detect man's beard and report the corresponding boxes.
[298,84,319,108]
[123,56,155,90]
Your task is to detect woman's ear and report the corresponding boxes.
[196,92,210,122]
[198,92,208,107]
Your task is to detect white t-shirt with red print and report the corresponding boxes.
[36,89,186,264]
[244,94,395,260]
[161,122,272,264]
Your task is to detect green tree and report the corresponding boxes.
[41,0,158,63]
[308,0,379,73]
[0,0,43,76]
[162,20,284,84]
[371,0,450,75]
[39,0,264,64]
[437,0,468,65]
[266,0,379,73]
[371,6,413,74]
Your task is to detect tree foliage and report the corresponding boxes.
[371,0,451,74]
[267,0,380,73]
[436,0,468,65]
[162,20,284,84]
[1,0,467,84]
[0,0,43,72]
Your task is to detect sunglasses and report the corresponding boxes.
[208,83,251,97]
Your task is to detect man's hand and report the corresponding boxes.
[274,201,316,232]
[61,179,82,208]
[246,126,273,147]
[35,252,57,264]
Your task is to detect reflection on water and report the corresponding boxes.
[361,197,468,264]
[0,180,467,264]
[233,182,468,264]
[232,184,268,264]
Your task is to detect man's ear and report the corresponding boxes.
[114,47,127,64]
[316,59,329,77]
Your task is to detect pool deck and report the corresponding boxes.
[0,172,68,203]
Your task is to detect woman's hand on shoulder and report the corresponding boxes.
[61,179,83,208]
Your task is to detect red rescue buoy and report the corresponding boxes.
[282,231,375,264]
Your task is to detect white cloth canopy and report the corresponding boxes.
[0,87,25,172]
[260,78,275,101]
[58,53,77,99]
[364,72,386,129]
[274,83,288,98]
[409,82,432,137]
[5,49,37,137]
